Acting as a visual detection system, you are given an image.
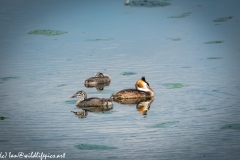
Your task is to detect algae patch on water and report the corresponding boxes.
[57,84,67,87]
[65,100,77,104]
[28,29,68,36]
[168,12,191,18]
[167,38,181,41]
[220,124,240,130]
[147,121,179,128]
[85,38,114,41]
[0,76,19,82]
[162,83,187,89]
[0,116,8,120]
[207,57,222,60]
[221,123,240,130]
[121,72,137,76]
[75,144,118,150]
[204,41,224,44]
[124,0,171,7]
[195,107,207,110]
[213,16,233,22]
[0,140,10,142]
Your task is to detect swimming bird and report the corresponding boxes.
[84,72,111,86]
[71,90,113,108]
[111,77,154,99]
[125,0,130,5]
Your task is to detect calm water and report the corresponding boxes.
[1,0,240,159]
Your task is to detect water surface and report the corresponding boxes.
[0,0,240,159]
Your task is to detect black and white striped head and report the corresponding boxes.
[95,72,105,78]
[135,77,153,93]
[71,90,87,100]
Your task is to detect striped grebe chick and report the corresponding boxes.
[71,90,113,108]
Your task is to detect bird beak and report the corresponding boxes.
[70,94,77,98]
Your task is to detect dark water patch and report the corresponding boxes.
[65,100,77,104]
[0,94,8,98]
[121,72,137,76]
[168,12,191,18]
[147,121,179,128]
[213,16,233,22]
[107,156,118,159]
[124,0,171,7]
[181,66,191,68]
[167,38,181,41]
[162,83,187,89]
[0,76,20,82]
[195,107,207,110]
[85,38,114,41]
[0,140,10,142]
[145,130,157,133]
[95,110,117,114]
[204,40,224,44]
[207,57,222,60]
[57,84,67,87]
[0,116,8,120]
[75,143,118,150]
[124,12,134,14]
[220,124,240,130]
[28,29,68,36]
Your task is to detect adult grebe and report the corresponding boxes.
[71,90,113,108]
[84,72,110,85]
[111,77,154,99]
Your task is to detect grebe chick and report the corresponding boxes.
[84,72,111,85]
[111,77,154,99]
[71,90,113,108]
[125,0,130,5]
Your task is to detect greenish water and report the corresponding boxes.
[220,124,240,130]
[213,16,233,22]
[168,12,191,18]
[121,72,137,76]
[147,121,179,128]
[0,0,240,160]
[28,29,68,36]
[75,144,118,150]
[162,83,187,89]
[204,40,224,44]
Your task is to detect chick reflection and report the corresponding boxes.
[71,105,113,118]
[84,72,111,91]
[84,82,110,91]
[114,97,154,115]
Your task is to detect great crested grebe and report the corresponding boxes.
[84,72,110,85]
[111,77,154,99]
[71,90,113,108]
